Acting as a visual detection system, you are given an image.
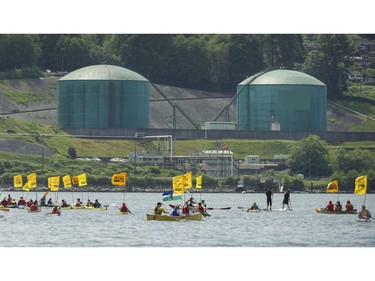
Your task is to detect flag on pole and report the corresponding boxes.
[172,175,185,194]
[22,182,30,192]
[196,175,203,189]
[63,174,72,189]
[48,176,60,191]
[354,175,367,194]
[162,190,182,202]
[77,173,87,187]
[13,174,23,188]
[184,172,192,189]
[112,173,127,186]
[326,180,339,193]
[72,176,79,185]
[27,172,37,188]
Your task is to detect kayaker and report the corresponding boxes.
[120,203,128,213]
[345,200,354,211]
[154,202,168,215]
[9,199,17,206]
[26,199,34,207]
[93,199,102,208]
[188,197,197,207]
[181,201,190,215]
[86,199,94,207]
[170,205,180,216]
[265,188,273,210]
[61,199,70,207]
[201,200,207,208]
[1,197,7,207]
[197,202,210,216]
[247,202,259,211]
[7,194,12,204]
[18,196,26,206]
[325,200,334,211]
[51,205,61,215]
[40,196,46,205]
[30,201,39,212]
[75,198,83,207]
[47,198,53,205]
[358,205,371,219]
[282,189,290,210]
[334,201,342,211]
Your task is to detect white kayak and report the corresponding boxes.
[357,217,371,222]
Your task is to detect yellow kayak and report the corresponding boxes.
[0,206,10,212]
[146,212,202,221]
[118,211,129,215]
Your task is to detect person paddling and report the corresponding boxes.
[282,189,291,210]
[358,205,371,219]
[51,205,61,215]
[265,188,273,210]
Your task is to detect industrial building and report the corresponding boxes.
[57,64,150,129]
[236,69,327,132]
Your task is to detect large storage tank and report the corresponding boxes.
[57,65,150,129]
[237,69,327,131]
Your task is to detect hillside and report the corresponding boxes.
[0,77,373,132]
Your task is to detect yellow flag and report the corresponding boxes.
[196,175,203,189]
[22,182,30,192]
[326,180,338,193]
[63,174,72,189]
[27,172,37,188]
[77,173,87,187]
[184,172,192,189]
[13,174,23,188]
[48,176,60,191]
[112,173,127,186]
[72,175,79,185]
[355,175,367,195]
[172,175,185,194]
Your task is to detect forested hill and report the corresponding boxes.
[1,34,375,98]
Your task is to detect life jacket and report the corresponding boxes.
[182,205,189,214]
[361,210,369,218]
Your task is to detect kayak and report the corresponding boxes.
[60,206,107,210]
[83,206,108,210]
[206,207,231,210]
[357,218,371,222]
[146,212,203,221]
[118,211,129,215]
[28,209,41,213]
[0,206,10,212]
[316,208,358,214]
[247,209,261,212]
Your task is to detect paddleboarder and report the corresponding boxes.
[282,189,291,210]
[265,188,273,210]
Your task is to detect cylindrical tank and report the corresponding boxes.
[237,69,327,131]
[57,64,150,129]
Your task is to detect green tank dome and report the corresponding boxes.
[239,69,325,86]
[59,64,148,81]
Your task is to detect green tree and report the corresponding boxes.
[261,34,305,69]
[303,34,353,97]
[288,135,331,177]
[333,149,375,174]
[0,34,41,72]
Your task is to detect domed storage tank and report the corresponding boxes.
[57,65,150,129]
[237,69,327,131]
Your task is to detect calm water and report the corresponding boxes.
[1,191,374,247]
